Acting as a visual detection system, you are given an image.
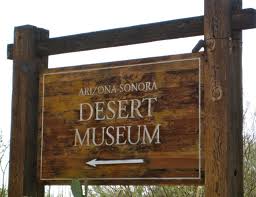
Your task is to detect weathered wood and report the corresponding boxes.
[42,178,204,186]
[37,9,256,56]
[6,8,256,59]
[204,0,243,196]
[39,53,205,184]
[231,0,243,195]
[37,16,202,56]
[7,44,13,60]
[8,25,48,197]
[232,8,256,30]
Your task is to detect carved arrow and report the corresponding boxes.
[86,158,144,167]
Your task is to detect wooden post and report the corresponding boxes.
[231,0,243,195]
[204,0,243,196]
[8,25,49,197]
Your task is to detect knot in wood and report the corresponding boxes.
[206,39,216,52]
[211,85,223,101]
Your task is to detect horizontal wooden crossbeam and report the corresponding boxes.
[7,8,256,59]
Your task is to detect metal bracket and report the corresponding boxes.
[192,40,205,53]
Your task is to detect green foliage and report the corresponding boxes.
[244,134,256,196]
[0,130,8,197]
[70,180,89,197]
[0,188,7,197]
[71,180,83,197]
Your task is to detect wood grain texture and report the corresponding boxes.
[8,25,48,197]
[231,0,243,195]
[7,8,256,59]
[36,9,255,56]
[204,0,243,196]
[39,53,205,184]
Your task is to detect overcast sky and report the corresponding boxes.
[0,0,255,166]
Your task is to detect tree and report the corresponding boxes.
[243,109,256,196]
[86,185,204,197]
[0,130,8,197]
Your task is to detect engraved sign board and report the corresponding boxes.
[39,53,204,184]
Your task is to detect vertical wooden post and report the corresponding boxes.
[8,25,49,197]
[204,0,243,196]
[231,0,243,195]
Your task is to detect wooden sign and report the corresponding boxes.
[39,53,204,183]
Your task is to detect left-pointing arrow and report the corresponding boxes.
[86,158,144,167]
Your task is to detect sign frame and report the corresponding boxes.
[38,52,205,184]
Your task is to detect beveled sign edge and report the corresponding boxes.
[38,52,204,182]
